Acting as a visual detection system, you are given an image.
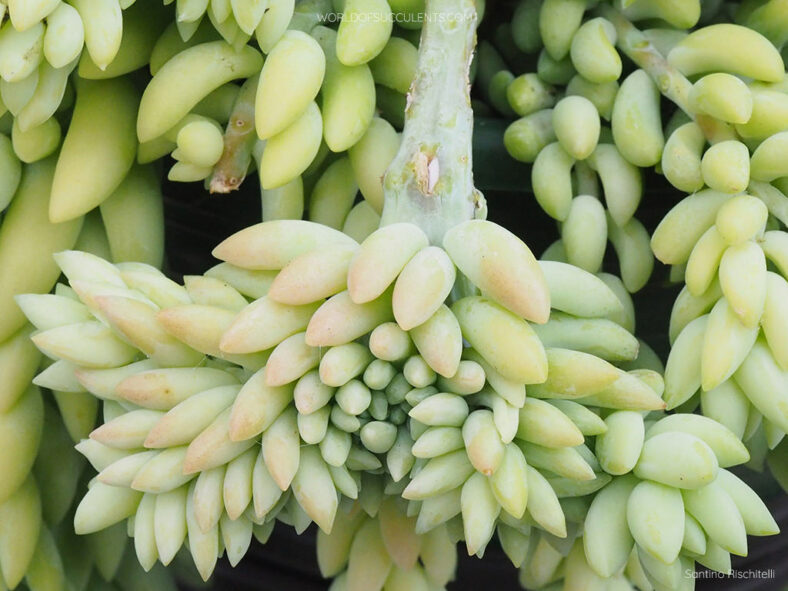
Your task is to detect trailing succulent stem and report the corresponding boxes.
[381,0,486,245]
[209,75,259,194]
[597,4,733,143]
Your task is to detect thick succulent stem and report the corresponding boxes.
[597,4,734,144]
[380,0,486,246]
[209,75,259,194]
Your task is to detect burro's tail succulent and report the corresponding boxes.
[14,1,778,590]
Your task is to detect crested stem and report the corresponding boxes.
[380,0,486,246]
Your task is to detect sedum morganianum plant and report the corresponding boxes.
[491,0,788,504]
[12,1,781,591]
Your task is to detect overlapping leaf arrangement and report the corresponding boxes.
[0,0,785,590]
